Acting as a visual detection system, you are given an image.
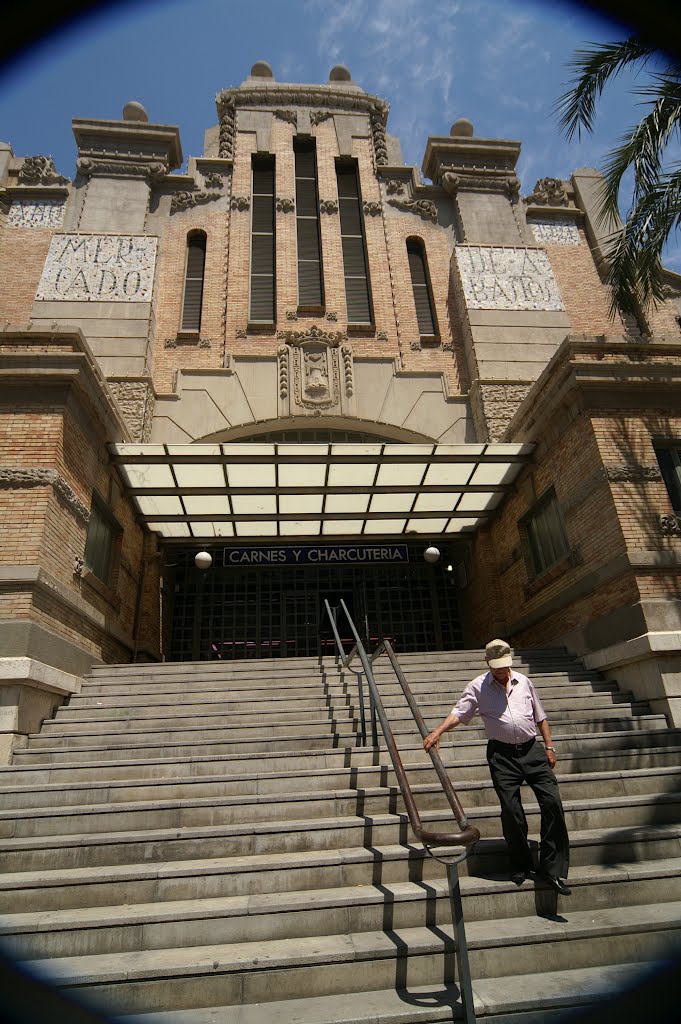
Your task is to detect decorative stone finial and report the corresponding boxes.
[123,101,148,122]
[329,64,351,82]
[450,118,474,138]
[251,61,274,78]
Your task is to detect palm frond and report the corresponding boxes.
[604,168,681,315]
[597,83,681,223]
[554,37,659,140]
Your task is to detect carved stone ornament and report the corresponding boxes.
[524,177,569,206]
[385,180,405,195]
[0,468,90,525]
[274,109,298,127]
[325,311,338,322]
[235,329,248,339]
[441,171,520,197]
[363,200,382,216]
[660,513,681,537]
[107,379,154,443]
[216,85,388,124]
[341,344,354,397]
[376,331,388,341]
[371,108,389,166]
[442,342,454,352]
[76,158,167,183]
[170,190,221,213]
[218,97,237,159]
[74,556,85,578]
[276,197,295,213]
[18,155,70,186]
[319,199,338,214]
[278,346,289,399]
[164,337,177,348]
[387,197,438,222]
[410,341,422,351]
[286,310,298,321]
[199,337,211,348]
[203,171,223,189]
[606,464,663,483]
[310,110,334,127]
[276,325,348,410]
[230,195,251,211]
[165,335,211,348]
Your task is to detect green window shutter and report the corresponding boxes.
[295,141,323,307]
[407,241,436,337]
[336,163,372,323]
[181,233,206,332]
[250,158,275,322]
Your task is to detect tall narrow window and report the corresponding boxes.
[295,140,323,308]
[407,239,437,340]
[336,162,372,324]
[655,442,681,511]
[250,157,275,323]
[521,488,570,576]
[181,231,206,332]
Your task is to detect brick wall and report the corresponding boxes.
[0,228,52,323]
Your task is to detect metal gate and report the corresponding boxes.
[167,551,463,661]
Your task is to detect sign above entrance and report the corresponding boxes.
[222,544,410,566]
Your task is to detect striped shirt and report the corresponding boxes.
[452,670,546,744]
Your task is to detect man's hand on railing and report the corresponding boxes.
[424,731,441,752]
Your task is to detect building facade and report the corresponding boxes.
[1,61,680,760]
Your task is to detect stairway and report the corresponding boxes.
[1,649,680,1023]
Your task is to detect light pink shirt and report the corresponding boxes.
[452,670,546,744]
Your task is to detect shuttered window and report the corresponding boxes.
[295,141,323,307]
[250,157,275,322]
[522,488,569,576]
[181,232,207,332]
[336,162,372,324]
[84,495,120,585]
[407,239,437,338]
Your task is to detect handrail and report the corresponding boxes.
[324,598,478,1024]
[325,599,479,851]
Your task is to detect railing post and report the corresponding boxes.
[356,671,367,747]
[447,861,476,1024]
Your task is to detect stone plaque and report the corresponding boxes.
[36,234,158,302]
[530,219,580,246]
[8,198,65,229]
[455,245,565,311]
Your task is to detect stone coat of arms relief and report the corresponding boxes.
[276,326,354,415]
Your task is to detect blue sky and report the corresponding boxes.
[1,0,679,271]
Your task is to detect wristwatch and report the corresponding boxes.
[545,746,556,752]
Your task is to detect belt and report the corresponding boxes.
[488,737,536,755]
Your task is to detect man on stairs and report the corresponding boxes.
[424,638,571,896]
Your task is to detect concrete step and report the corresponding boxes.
[116,961,636,1024]
[4,859,681,960]
[3,749,681,810]
[23,705,656,749]
[3,728,679,787]
[78,668,609,696]
[1,792,680,872]
[11,714,670,765]
[2,822,679,911]
[2,764,679,838]
[19,903,681,1015]
[44,696,643,736]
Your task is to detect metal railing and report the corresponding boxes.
[324,599,479,1024]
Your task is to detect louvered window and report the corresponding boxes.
[84,495,120,586]
[336,162,372,324]
[521,488,569,576]
[407,239,437,339]
[250,157,275,323]
[181,232,207,332]
[295,141,323,308]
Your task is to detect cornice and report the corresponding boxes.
[0,468,90,525]
[215,84,389,122]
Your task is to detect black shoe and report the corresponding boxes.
[538,873,571,896]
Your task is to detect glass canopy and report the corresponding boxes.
[109,442,534,540]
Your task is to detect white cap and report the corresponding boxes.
[485,638,513,668]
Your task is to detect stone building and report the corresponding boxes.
[1,61,680,760]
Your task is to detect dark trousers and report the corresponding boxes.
[487,737,570,878]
